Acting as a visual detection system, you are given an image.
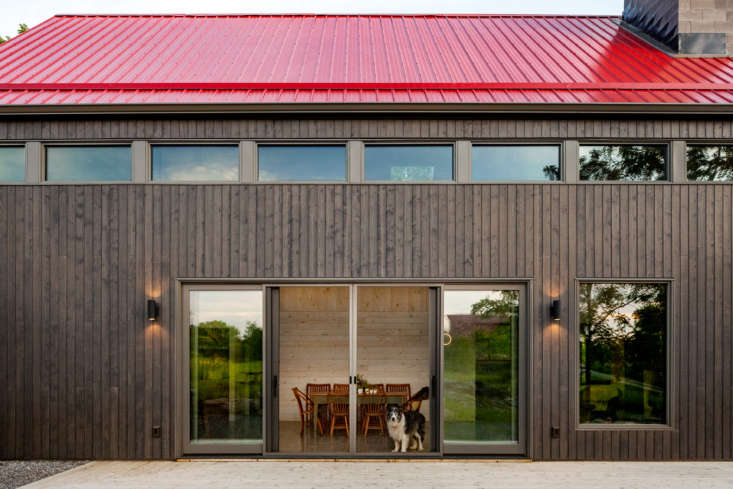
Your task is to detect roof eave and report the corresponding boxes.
[1,102,733,117]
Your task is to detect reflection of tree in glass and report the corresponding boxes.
[471,291,519,319]
[542,164,561,181]
[579,283,666,423]
[193,320,262,361]
[686,145,733,181]
[579,145,666,181]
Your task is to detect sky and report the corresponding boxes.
[1,0,622,40]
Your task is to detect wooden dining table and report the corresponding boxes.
[308,392,408,432]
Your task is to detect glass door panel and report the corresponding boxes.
[277,286,350,454]
[187,288,263,452]
[443,287,524,454]
[356,286,435,453]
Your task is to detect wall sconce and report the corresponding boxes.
[550,300,560,321]
[147,299,158,321]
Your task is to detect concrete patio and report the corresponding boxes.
[20,460,733,489]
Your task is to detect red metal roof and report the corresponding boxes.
[1,14,733,107]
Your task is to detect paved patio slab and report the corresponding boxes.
[21,460,733,489]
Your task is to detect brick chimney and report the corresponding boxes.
[623,0,733,56]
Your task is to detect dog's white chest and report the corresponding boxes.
[387,419,405,440]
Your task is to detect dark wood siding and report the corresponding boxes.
[1,117,733,461]
[0,117,732,141]
[1,183,732,460]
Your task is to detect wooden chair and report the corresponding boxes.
[328,397,349,436]
[404,387,428,413]
[361,385,386,436]
[386,383,411,407]
[292,387,324,436]
[331,383,349,394]
[307,383,331,395]
[307,383,331,426]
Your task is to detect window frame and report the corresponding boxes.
[469,142,564,183]
[150,141,242,183]
[0,144,27,184]
[577,142,670,183]
[180,282,266,455]
[441,283,529,455]
[255,141,349,184]
[573,278,675,431]
[42,142,134,184]
[363,142,456,184]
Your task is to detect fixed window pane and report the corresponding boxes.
[258,145,346,182]
[687,145,733,181]
[444,289,520,444]
[472,145,560,181]
[579,283,667,425]
[190,289,263,444]
[152,145,239,181]
[365,145,453,181]
[46,146,131,182]
[0,146,25,182]
[579,145,667,181]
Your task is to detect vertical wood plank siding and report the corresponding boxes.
[0,118,732,461]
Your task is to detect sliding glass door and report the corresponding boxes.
[182,282,526,457]
[184,285,264,454]
[266,285,440,456]
[355,286,439,454]
[269,286,351,454]
[442,285,526,455]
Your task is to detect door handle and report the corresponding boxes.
[431,374,437,393]
[273,375,278,398]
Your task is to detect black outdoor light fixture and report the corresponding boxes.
[147,299,158,321]
[550,300,560,321]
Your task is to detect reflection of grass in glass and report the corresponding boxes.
[191,321,263,440]
[444,323,515,441]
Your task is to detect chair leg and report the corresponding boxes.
[317,417,324,436]
[299,413,304,436]
[344,415,349,437]
[330,414,336,436]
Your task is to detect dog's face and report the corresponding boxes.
[386,404,403,423]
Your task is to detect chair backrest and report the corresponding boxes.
[331,383,349,394]
[292,387,306,416]
[362,398,386,415]
[329,399,349,415]
[386,383,411,399]
[307,383,331,395]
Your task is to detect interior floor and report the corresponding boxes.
[278,421,432,454]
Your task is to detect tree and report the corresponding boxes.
[0,23,30,44]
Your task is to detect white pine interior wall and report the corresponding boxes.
[278,286,430,422]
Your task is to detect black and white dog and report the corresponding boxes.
[385,403,426,452]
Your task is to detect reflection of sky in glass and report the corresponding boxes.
[258,145,346,181]
[365,145,453,181]
[152,145,239,181]
[190,290,262,334]
[443,290,507,332]
[46,146,131,182]
[472,145,560,181]
[0,146,25,181]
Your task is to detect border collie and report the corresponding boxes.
[386,403,426,452]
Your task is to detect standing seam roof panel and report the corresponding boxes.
[1,14,733,105]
